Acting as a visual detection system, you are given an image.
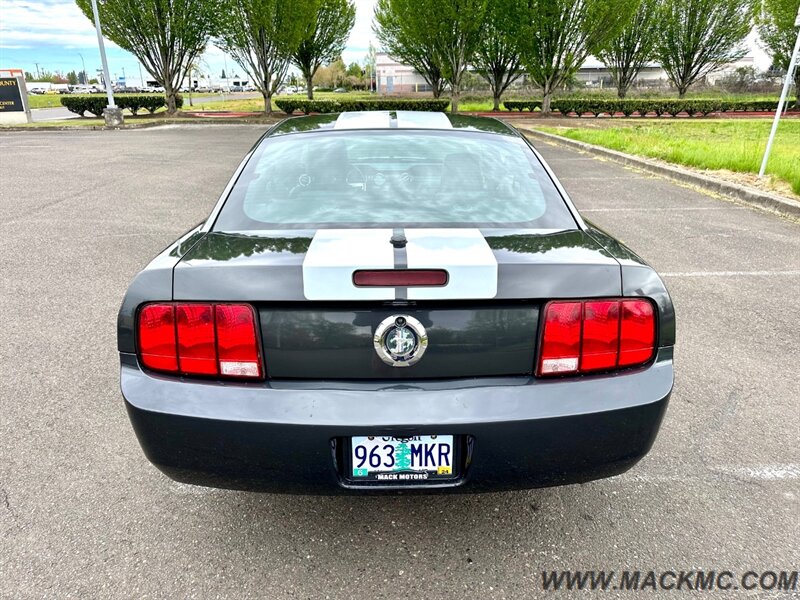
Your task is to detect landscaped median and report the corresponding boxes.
[274,98,451,114]
[523,119,800,199]
[505,98,790,117]
[59,94,183,117]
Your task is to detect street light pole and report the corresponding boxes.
[79,53,87,85]
[88,0,121,126]
[759,7,800,178]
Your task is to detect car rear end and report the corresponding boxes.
[118,113,674,493]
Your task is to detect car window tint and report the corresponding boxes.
[213,130,577,231]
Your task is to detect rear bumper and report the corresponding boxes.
[120,349,673,494]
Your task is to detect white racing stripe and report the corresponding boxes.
[333,111,392,129]
[405,229,498,299]
[302,228,499,300]
[303,229,395,300]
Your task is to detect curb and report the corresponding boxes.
[517,127,800,220]
[0,118,280,132]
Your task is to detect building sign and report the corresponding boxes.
[0,78,26,112]
[0,74,32,124]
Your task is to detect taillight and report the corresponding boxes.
[137,302,262,380]
[538,298,656,377]
[138,304,178,372]
[215,304,262,378]
[176,304,217,375]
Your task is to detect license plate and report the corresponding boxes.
[350,435,455,482]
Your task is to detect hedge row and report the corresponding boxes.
[504,98,782,116]
[503,101,543,112]
[60,94,183,117]
[274,98,451,115]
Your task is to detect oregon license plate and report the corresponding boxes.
[350,435,455,482]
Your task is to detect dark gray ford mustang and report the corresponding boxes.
[118,112,675,493]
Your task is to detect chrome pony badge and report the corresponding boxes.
[373,315,428,367]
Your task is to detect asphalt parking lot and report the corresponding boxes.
[1,124,798,599]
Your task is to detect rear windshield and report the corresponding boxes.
[212,130,577,231]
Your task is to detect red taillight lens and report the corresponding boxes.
[353,269,448,287]
[138,304,177,372]
[538,301,582,375]
[215,304,262,378]
[581,300,620,372]
[137,302,262,379]
[176,304,217,375]
[619,299,656,367]
[538,298,655,377]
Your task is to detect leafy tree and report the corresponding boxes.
[67,71,79,85]
[655,0,757,97]
[473,0,526,111]
[75,0,217,114]
[346,61,362,78]
[758,0,800,106]
[217,0,317,114]
[292,0,355,99]
[313,57,346,88]
[374,0,445,97]
[520,0,637,113]
[24,71,35,81]
[374,0,486,112]
[597,0,660,98]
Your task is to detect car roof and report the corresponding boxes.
[266,112,519,138]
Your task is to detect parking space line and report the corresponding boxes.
[619,464,800,482]
[661,270,800,277]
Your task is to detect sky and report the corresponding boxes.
[0,0,771,87]
[0,0,380,85]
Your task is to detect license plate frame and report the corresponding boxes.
[346,435,461,484]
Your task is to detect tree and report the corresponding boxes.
[75,0,217,114]
[473,0,526,111]
[313,57,346,88]
[656,0,757,97]
[374,0,445,97]
[758,0,800,106]
[374,0,486,112]
[24,71,35,81]
[67,71,79,85]
[394,441,412,471]
[292,0,355,99]
[596,0,660,98]
[520,0,637,113]
[217,0,317,114]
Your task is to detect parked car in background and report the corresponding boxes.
[333,87,347,93]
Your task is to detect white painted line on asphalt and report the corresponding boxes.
[582,206,747,212]
[662,270,800,277]
[722,464,800,480]
[618,464,800,482]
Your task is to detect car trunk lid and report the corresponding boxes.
[173,229,621,379]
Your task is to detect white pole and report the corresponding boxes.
[89,0,115,108]
[759,7,800,178]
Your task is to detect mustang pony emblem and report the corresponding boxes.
[373,315,428,367]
